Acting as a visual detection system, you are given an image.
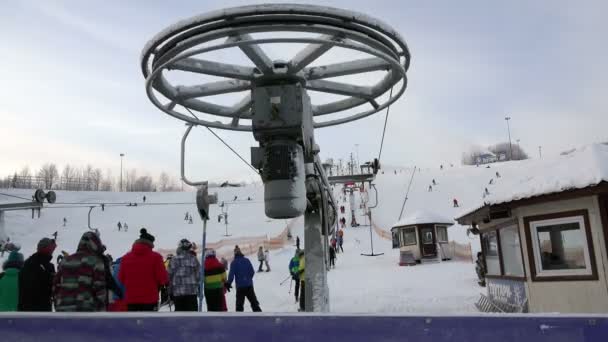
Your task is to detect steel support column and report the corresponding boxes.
[304,164,330,312]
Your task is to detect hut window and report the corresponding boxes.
[530,215,592,277]
[400,228,417,246]
[499,225,525,277]
[436,226,448,243]
[482,231,501,275]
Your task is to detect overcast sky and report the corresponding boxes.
[1,0,607,183]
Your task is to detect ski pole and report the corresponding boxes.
[288,279,293,294]
[280,274,291,285]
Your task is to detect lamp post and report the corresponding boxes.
[505,117,513,160]
[120,153,125,192]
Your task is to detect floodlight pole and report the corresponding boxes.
[505,117,513,160]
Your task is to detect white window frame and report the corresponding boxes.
[400,227,417,247]
[530,215,593,278]
[435,225,449,243]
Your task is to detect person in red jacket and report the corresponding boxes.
[118,228,168,311]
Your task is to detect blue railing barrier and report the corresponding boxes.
[0,313,607,341]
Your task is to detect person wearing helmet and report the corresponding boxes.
[168,239,200,311]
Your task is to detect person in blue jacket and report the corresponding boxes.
[226,245,261,312]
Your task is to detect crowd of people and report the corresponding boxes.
[0,228,274,313]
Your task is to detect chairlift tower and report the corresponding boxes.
[141,4,409,312]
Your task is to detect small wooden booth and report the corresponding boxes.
[457,144,608,313]
[391,210,454,263]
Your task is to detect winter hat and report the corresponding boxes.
[139,228,155,243]
[178,239,193,251]
[3,251,24,270]
[234,245,242,255]
[37,238,57,255]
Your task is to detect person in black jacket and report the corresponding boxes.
[19,238,56,311]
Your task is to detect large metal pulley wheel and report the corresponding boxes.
[141,4,410,131]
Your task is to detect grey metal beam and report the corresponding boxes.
[0,202,42,211]
[306,79,373,98]
[230,95,253,127]
[176,80,251,99]
[169,58,257,80]
[328,174,376,184]
[288,35,336,73]
[303,57,390,80]
[226,34,274,74]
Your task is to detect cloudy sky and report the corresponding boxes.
[1,0,607,183]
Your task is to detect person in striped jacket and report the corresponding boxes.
[53,232,107,312]
[204,249,227,312]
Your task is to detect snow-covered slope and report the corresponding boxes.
[5,154,540,313]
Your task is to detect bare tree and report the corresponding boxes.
[61,165,76,190]
[158,172,170,191]
[132,175,155,192]
[19,166,32,188]
[126,169,138,192]
[83,164,94,191]
[100,169,114,191]
[38,163,59,189]
[91,168,103,191]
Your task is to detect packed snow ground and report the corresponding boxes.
[4,154,551,313]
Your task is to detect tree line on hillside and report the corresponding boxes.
[0,163,184,192]
[462,142,529,166]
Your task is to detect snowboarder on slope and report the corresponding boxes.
[63,217,67,227]
[143,196,146,203]
[168,239,200,311]
[428,185,433,192]
[226,246,261,312]
[204,249,227,312]
[118,228,169,311]
[54,232,108,312]
[18,238,56,311]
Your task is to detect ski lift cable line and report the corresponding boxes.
[0,192,33,201]
[377,86,394,162]
[184,107,260,175]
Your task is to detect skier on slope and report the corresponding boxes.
[288,250,301,303]
[204,249,227,312]
[18,238,56,312]
[54,232,107,312]
[298,250,306,311]
[168,239,200,311]
[453,198,459,207]
[257,246,267,272]
[337,229,344,253]
[329,245,336,269]
[263,248,271,272]
[118,228,169,311]
[117,222,122,231]
[226,246,261,312]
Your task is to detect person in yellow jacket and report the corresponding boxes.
[297,250,305,312]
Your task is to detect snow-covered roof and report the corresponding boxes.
[391,210,454,228]
[458,143,608,219]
